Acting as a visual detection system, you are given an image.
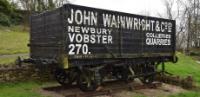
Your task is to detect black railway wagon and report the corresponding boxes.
[25,4,177,91]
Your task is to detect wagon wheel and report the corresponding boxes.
[78,70,98,91]
[140,63,155,84]
[141,75,155,84]
[113,66,129,81]
[68,68,79,84]
[54,68,70,86]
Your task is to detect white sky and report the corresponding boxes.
[69,0,166,17]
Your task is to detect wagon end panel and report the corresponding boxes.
[30,8,64,59]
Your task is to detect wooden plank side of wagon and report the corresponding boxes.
[64,4,176,59]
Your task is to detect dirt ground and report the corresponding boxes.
[38,80,186,97]
[113,83,186,97]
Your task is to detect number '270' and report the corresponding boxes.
[68,44,89,55]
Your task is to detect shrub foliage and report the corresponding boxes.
[0,0,22,26]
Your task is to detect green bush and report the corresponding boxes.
[10,12,23,25]
[190,51,200,56]
[0,0,12,15]
[0,12,11,26]
[0,0,23,26]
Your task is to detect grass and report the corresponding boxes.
[0,81,49,97]
[163,52,200,85]
[0,25,29,55]
[0,57,17,64]
[169,91,200,97]
[0,55,28,65]
[160,52,200,97]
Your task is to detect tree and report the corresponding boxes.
[182,0,200,52]
[0,0,12,15]
[18,0,69,12]
[161,0,186,50]
[0,0,22,26]
[161,0,200,53]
